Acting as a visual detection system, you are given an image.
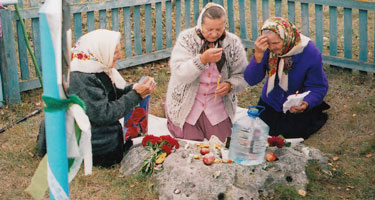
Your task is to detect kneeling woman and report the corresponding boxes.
[244,17,330,139]
[165,3,248,143]
[68,29,156,167]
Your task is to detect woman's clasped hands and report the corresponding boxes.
[133,76,156,98]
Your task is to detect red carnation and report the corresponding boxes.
[125,126,140,140]
[125,118,134,128]
[131,108,146,123]
[160,135,179,149]
[161,144,172,155]
[142,135,159,147]
[267,136,285,148]
[140,118,148,133]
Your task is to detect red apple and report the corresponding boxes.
[200,148,210,155]
[202,155,215,165]
[265,152,277,162]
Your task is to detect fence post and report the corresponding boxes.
[0,9,21,105]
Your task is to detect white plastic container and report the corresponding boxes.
[229,106,269,166]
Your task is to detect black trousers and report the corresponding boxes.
[258,98,330,139]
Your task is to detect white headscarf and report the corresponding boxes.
[195,2,226,31]
[70,29,127,89]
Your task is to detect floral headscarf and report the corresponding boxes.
[70,29,127,89]
[195,2,226,72]
[261,17,310,95]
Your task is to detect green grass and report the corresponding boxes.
[0,62,375,199]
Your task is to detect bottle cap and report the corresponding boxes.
[248,108,259,118]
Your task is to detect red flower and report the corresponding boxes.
[160,135,179,149]
[125,126,140,140]
[161,144,172,155]
[142,135,159,147]
[77,53,83,59]
[151,137,161,145]
[140,118,148,133]
[267,136,285,148]
[125,118,134,128]
[131,108,146,123]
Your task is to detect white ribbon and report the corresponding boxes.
[47,162,69,200]
[65,104,92,182]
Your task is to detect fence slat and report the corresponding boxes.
[301,3,309,37]
[73,0,82,42]
[203,0,209,6]
[16,0,30,80]
[111,8,119,31]
[145,4,152,53]
[175,0,181,38]
[288,1,295,24]
[250,0,258,40]
[193,0,200,25]
[239,0,247,39]
[275,0,282,17]
[123,7,132,57]
[30,0,41,73]
[0,9,21,104]
[166,1,172,48]
[134,5,142,55]
[227,0,235,33]
[359,9,368,62]
[156,2,163,50]
[87,0,95,32]
[99,9,106,29]
[343,8,352,59]
[329,6,338,56]
[262,0,269,22]
[315,4,323,52]
[184,0,191,29]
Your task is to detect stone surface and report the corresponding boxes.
[120,141,328,200]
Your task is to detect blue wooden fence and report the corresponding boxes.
[0,0,374,106]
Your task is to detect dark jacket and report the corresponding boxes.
[68,71,142,166]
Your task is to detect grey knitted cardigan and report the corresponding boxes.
[166,28,249,128]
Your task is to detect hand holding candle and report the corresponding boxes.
[214,79,232,102]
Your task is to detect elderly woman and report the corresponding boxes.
[68,29,156,167]
[165,3,248,143]
[244,17,330,139]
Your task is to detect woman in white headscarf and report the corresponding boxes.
[68,29,156,167]
[165,3,248,143]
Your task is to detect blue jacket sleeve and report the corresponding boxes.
[244,51,269,86]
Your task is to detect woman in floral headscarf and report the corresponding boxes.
[165,3,248,143]
[244,17,330,139]
[68,29,156,167]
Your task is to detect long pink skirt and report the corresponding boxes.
[166,112,232,143]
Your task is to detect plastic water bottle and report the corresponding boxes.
[229,105,269,166]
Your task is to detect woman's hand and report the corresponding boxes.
[254,35,269,63]
[133,76,156,98]
[289,101,309,113]
[200,48,223,65]
[215,82,232,97]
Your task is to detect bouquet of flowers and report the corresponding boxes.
[123,95,150,141]
[140,135,179,176]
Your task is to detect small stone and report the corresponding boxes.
[213,171,221,179]
[365,154,372,158]
[371,178,375,184]
[332,156,339,161]
[174,189,181,194]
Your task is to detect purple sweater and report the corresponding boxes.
[244,41,328,112]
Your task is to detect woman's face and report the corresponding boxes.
[112,43,122,68]
[263,31,283,55]
[201,16,226,42]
